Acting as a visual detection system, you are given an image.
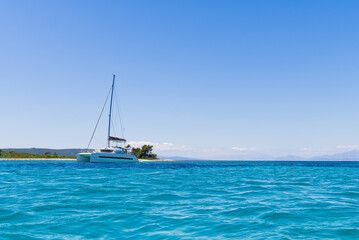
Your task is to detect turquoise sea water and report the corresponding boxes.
[1,161,359,239]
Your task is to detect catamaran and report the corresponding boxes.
[77,75,139,163]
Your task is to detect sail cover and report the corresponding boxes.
[108,136,126,142]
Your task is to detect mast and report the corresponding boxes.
[108,74,115,148]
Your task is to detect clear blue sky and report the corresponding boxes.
[1,1,359,158]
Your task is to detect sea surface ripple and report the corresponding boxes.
[1,161,359,239]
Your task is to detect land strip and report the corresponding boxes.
[0,158,76,161]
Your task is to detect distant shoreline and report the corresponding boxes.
[0,158,76,161]
[0,158,178,162]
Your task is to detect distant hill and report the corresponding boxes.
[271,150,359,161]
[0,148,91,157]
[161,150,359,161]
[310,150,359,161]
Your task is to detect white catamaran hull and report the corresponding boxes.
[77,152,139,163]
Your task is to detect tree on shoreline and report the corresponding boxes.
[127,144,157,159]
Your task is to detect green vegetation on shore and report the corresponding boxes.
[127,144,157,159]
[0,145,157,160]
[0,150,75,159]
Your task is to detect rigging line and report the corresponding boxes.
[86,87,112,150]
[111,112,117,138]
[110,88,117,138]
[114,87,125,139]
[116,88,125,139]
[109,92,118,139]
